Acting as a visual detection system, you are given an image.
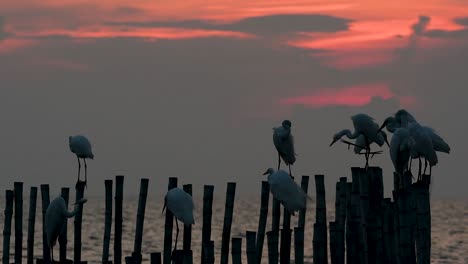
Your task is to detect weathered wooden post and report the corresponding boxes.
[346,169,361,264]
[150,252,161,264]
[201,185,214,263]
[74,181,86,264]
[394,186,415,264]
[27,187,37,264]
[329,222,338,264]
[382,198,397,264]
[415,174,431,264]
[313,174,328,264]
[203,241,215,264]
[14,182,23,264]
[115,175,124,264]
[367,167,384,264]
[332,177,346,264]
[163,177,177,264]
[271,198,281,231]
[2,190,14,264]
[255,181,269,264]
[59,188,71,263]
[280,208,292,264]
[246,231,257,264]
[266,231,279,264]
[358,168,369,264]
[294,227,304,264]
[130,178,149,264]
[182,184,193,264]
[231,237,242,264]
[103,180,113,264]
[220,182,237,264]
[40,184,51,263]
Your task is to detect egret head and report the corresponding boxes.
[378,117,395,133]
[330,129,349,147]
[262,168,275,176]
[282,120,292,128]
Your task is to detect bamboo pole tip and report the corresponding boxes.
[116,175,125,181]
[14,182,24,187]
[6,189,14,198]
[104,179,113,184]
[40,184,49,189]
[339,177,347,182]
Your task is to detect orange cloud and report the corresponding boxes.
[279,83,415,108]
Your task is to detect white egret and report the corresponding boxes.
[273,120,296,177]
[69,135,94,188]
[45,196,87,262]
[330,114,389,167]
[408,122,438,180]
[262,168,310,215]
[389,128,415,186]
[162,188,194,255]
[379,109,450,154]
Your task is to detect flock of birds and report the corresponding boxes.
[43,109,450,261]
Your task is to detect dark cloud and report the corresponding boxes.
[105,14,352,35]
[424,28,468,39]
[395,15,431,60]
[112,7,145,16]
[411,15,431,35]
[454,17,468,27]
[0,16,12,40]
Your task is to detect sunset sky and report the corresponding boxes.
[1,0,467,197]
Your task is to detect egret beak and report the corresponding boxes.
[162,197,167,214]
[384,136,390,148]
[329,138,338,147]
[377,119,389,134]
[262,170,269,175]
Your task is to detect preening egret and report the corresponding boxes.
[69,135,94,188]
[330,114,389,167]
[262,168,309,215]
[273,120,296,177]
[408,122,438,180]
[379,109,450,154]
[389,128,415,186]
[162,188,194,256]
[45,196,87,262]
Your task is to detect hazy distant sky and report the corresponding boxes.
[1,0,467,198]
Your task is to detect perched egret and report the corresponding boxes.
[408,122,438,180]
[262,168,310,215]
[379,109,450,154]
[45,196,87,262]
[273,120,296,177]
[69,135,94,188]
[389,128,415,186]
[330,114,389,167]
[162,188,194,256]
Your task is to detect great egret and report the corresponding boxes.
[162,188,194,256]
[69,135,94,188]
[262,168,309,215]
[330,114,389,167]
[389,128,415,186]
[408,122,438,180]
[45,196,87,262]
[273,120,296,177]
[379,109,450,154]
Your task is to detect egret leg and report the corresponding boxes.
[84,158,88,188]
[277,153,281,171]
[76,156,81,183]
[172,218,180,258]
[418,157,422,181]
[288,165,292,178]
[423,159,428,176]
[51,246,54,263]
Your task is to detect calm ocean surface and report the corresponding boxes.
[0,196,466,264]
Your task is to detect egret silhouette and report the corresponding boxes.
[273,120,296,177]
[389,127,415,186]
[262,168,310,215]
[408,122,438,180]
[330,114,389,167]
[69,135,94,188]
[162,188,194,257]
[45,196,87,262]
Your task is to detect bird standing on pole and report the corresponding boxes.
[273,120,296,177]
[69,135,94,188]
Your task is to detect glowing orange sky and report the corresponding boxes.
[1,0,468,108]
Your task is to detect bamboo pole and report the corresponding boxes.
[367,167,384,264]
[220,182,237,264]
[357,168,369,264]
[329,222,338,264]
[74,181,86,264]
[394,187,415,264]
[59,188,70,263]
[246,231,257,264]
[102,180,113,264]
[163,177,177,264]
[279,208,291,264]
[114,175,125,264]
[298,176,310,229]
[415,174,431,264]
[27,187,37,264]
[313,174,328,264]
[294,227,304,264]
[255,181,269,264]
[2,190,14,264]
[203,241,215,264]
[271,198,281,231]
[182,184,193,264]
[130,178,149,264]
[231,237,242,264]
[266,231,279,264]
[40,184,51,263]
[150,253,161,264]
[335,178,347,264]
[14,182,23,264]
[201,185,214,263]
[346,168,361,264]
